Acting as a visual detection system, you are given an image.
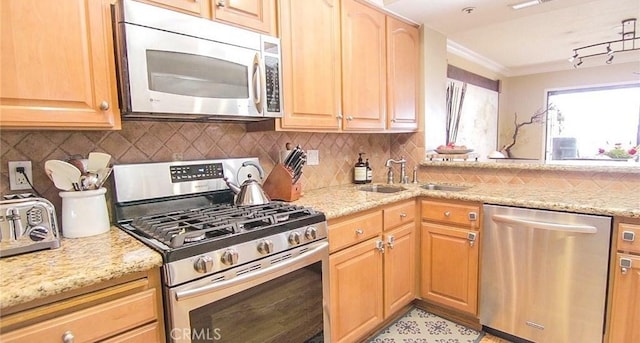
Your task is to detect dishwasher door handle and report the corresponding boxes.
[491,214,598,234]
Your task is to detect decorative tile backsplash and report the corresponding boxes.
[1,121,411,211]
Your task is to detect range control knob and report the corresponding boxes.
[28,226,50,241]
[257,240,274,255]
[305,227,317,240]
[193,255,214,273]
[220,249,239,266]
[288,232,301,245]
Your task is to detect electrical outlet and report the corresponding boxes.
[307,150,319,165]
[8,161,33,191]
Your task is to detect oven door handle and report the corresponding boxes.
[175,241,328,301]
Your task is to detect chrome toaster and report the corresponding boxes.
[0,196,60,258]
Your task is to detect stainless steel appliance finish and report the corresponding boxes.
[480,204,612,343]
[112,158,329,343]
[112,0,282,121]
[0,196,60,257]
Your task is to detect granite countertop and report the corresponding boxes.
[2,180,638,311]
[292,182,640,219]
[0,227,162,311]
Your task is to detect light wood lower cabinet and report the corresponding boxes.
[329,200,416,343]
[0,269,164,343]
[420,199,480,316]
[608,253,640,343]
[384,223,415,316]
[330,237,384,343]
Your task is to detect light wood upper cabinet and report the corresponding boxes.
[211,0,276,35]
[341,0,387,131]
[278,0,342,130]
[0,0,121,130]
[139,0,208,15]
[386,17,419,131]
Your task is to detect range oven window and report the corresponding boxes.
[146,50,249,99]
[188,262,324,343]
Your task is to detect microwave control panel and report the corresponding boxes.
[264,56,281,113]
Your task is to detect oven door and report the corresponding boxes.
[120,23,263,117]
[167,241,329,343]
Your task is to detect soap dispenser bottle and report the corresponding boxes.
[354,153,367,184]
[365,159,372,183]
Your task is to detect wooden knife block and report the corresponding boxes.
[263,164,302,202]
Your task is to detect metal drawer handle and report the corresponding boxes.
[375,239,385,253]
[620,258,632,275]
[99,101,109,111]
[62,331,75,343]
[346,115,354,121]
[217,0,226,7]
[355,229,364,235]
[444,211,451,217]
[387,235,395,249]
[467,232,477,247]
[622,231,635,242]
[337,114,343,119]
[399,212,407,218]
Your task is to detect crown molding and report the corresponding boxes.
[446,40,511,77]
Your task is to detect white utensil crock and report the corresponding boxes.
[59,188,110,238]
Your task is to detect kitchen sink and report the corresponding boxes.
[358,185,407,193]
[421,183,470,192]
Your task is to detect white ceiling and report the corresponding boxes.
[383,0,640,76]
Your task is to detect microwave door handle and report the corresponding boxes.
[252,54,263,114]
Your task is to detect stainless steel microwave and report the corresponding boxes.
[112,0,282,121]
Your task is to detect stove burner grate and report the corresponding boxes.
[128,202,317,248]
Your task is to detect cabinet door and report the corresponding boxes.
[278,0,342,130]
[211,0,275,34]
[384,223,416,317]
[141,0,207,15]
[341,0,386,131]
[386,17,419,131]
[420,222,479,315]
[609,253,640,343]
[0,0,120,129]
[330,237,384,343]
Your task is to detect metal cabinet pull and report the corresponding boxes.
[387,235,395,249]
[355,229,364,235]
[62,331,75,343]
[622,231,636,242]
[467,232,477,247]
[375,239,385,253]
[399,212,407,218]
[444,211,451,217]
[620,257,632,275]
[468,212,478,221]
[346,115,354,121]
[217,0,226,7]
[99,101,109,111]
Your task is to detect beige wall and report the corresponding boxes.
[498,61,640,159]
[422,26,447,150]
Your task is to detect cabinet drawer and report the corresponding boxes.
[618,223,640,254]
[384,200,416,231]
[1,289,157,343]
[421,200,480,229]
[329,211,383,252]
[101,322,161,343]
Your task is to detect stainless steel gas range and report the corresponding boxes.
[112,158,329,343]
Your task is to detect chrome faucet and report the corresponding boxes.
[385,157,408,184]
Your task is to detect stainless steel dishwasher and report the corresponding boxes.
[480,204,611,343]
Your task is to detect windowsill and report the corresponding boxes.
[419,159,640,174]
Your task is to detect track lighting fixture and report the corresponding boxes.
[570,18,639,68]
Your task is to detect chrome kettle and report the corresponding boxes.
[224,162,270,206]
